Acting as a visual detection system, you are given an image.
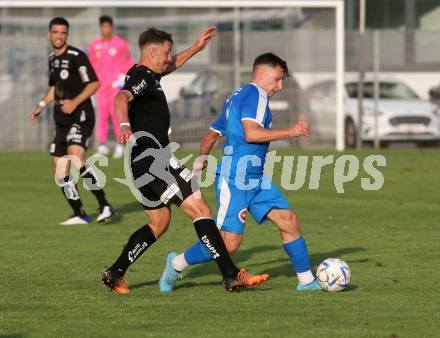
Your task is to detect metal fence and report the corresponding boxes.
[0,6,339,150]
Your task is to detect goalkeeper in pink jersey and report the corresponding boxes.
[88,15,133,158]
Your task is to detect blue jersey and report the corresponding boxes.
[210,83,272,179]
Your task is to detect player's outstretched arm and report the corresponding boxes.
[60,81,100,114]
[163,26,215,75]
[31,86,55,125]
[242,120,310,143]
[115,90,134,144]
[193,130,221,171]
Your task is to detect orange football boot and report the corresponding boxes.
[224,269,269,291]
[102,270,130,294]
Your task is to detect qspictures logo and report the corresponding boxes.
[54,131,387,209]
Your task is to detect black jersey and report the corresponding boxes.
[122,65,170,148]
[48,45,98,126]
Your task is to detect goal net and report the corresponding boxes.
[0,1,344,151]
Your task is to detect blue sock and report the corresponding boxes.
[283,236,311,273]
[184,241,214,265]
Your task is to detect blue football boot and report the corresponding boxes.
[159,252,182,293]
[297,279,322,291]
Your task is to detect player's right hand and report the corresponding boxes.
[118,125,132,144]
[31,107,43,126]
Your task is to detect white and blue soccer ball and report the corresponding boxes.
[316,258,351,292]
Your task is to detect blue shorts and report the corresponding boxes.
[214,174,290,234]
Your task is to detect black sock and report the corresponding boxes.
[193,218,240,280]
[109,224,157,277]
[79,165,109,209]
[58,176,86,217]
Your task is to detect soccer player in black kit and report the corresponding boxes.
[101,27,269,293]
[31,17,116,225]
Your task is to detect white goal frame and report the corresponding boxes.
[1,0,345,150]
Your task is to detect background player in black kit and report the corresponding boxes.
[101,27,269,293]
[31,17,116,225]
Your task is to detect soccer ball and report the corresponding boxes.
[316,258,351,292]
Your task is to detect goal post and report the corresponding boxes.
[0,0,345,150]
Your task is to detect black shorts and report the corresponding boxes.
[50,121,94,157]
[130,152,199,210]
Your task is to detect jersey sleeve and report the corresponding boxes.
[75,51,98,84]
[122,69,155,99]
[240,85,268,127]
[210,103,227,136]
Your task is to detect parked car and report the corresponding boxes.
[305,77,440,147]
[168,67,308,145]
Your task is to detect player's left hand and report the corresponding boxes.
[195,26,216,51]
[290,121,311,137]
[192,158,208,175]
[60,99,78,114]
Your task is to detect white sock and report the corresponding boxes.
[297,270,315,285]
[171,253,188,272]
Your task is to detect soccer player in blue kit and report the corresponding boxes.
[160,53,322,292]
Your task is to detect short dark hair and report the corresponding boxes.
[99,15,113,26]
[138,27,173,49]
[253,53,289,77]
[49,17,69,31]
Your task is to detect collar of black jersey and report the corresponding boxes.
[52,45,71,57]
[133,64,162,79]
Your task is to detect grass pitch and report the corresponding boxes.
[1,149,439,338]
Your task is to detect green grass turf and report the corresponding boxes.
[1,149,439,338]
